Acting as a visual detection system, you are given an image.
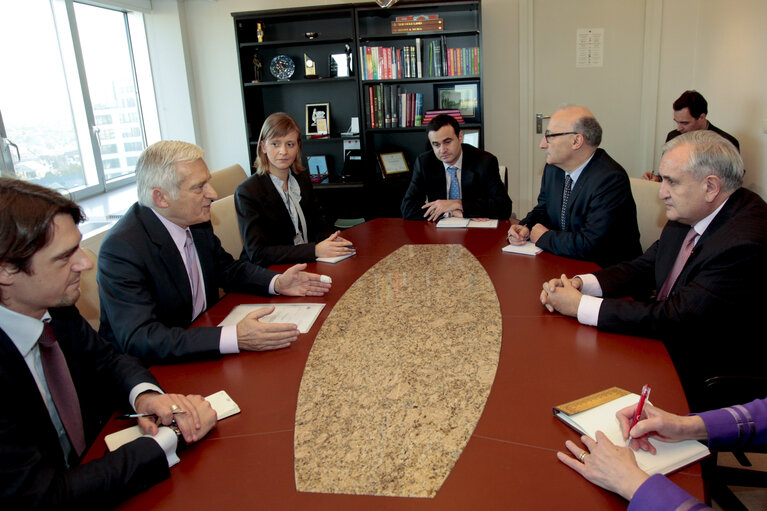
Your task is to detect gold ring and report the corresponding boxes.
[170,404,180,412]
[579,451,588,462]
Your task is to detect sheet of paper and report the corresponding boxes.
[467,219,498,228]
[218,303,325,333]
[316,252,356,263]
[502,242,543,255]
[436,217,470,228]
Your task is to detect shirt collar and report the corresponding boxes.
[442,150,464,172]
[692,197,729,237]
[150,207,189,254]
[0,304,51,358]
[565,152,595,186]
[269,172,301,201]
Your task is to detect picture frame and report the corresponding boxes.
[433,82,480,122]
[305,103,330,136]
[307,155,329,183]
[378,151,409,178]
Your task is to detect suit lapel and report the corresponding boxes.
[460,144,474,194]
[135,206,194,318]
[261,173,296,234]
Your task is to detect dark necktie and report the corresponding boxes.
[560,174,572,230]
[39,323,86,456]
[657,227,698,301]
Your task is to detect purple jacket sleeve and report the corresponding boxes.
[628,398,767,510]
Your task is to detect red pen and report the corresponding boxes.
[627,384,651,445]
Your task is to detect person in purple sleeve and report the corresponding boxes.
[556,398,767,510]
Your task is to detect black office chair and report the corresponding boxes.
[701,376,767,511]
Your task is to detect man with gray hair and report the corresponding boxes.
[540,131,767,410]
[98,141,331,364]
[508,105,641,267]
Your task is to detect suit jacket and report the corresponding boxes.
[519,148,642,267]
[666,122,740,151]
[98,203,278,364]
[400,144,512,220]
[235,170,334,267]
[593,187,767,410]
[0,306,168,509]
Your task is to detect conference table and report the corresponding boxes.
[90,218,704,509]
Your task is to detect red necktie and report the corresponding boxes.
[39,323,86,456]
[658,227,698,301]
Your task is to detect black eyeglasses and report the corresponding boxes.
[544,131,578,143]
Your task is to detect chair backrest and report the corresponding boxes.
[210,194,243,259]
[209,164,248,198]
[76,248,101,330]
[629,177,666,251]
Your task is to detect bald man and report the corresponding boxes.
[508,106,641,267]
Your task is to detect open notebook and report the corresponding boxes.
[554,388,710,475]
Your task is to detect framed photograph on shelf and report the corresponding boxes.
[306,103,330,136]
[433,83,480,122]
[378,151,409,178]
[307,155,329,183]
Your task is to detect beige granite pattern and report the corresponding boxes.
[294,244,502,498]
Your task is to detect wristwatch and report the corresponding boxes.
[168,424,186,451]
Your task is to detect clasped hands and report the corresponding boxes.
[539,274,583,317]
[507,223,550,245]
[556,403,708,501]
[315,230,355,259]
[421,199,463,221]
[134,391,217,445]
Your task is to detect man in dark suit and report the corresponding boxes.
[508,106,641,267]
[0,178,217,509]
[540,131,767,410]
[98,141,331,365]
[643,90,740,181]
[400,114,511,221]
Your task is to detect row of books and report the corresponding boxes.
[367,84,424,129]
[359,38,480,80]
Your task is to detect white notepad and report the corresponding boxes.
[316,252,356,263]
[502,242,543,255]
[555,393,710,475]
[105,390,241,452]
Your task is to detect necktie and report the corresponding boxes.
[184,230,205,319]
[447,166,460,200]
[560,174,572,230]
[657,227,699,301]
[38,324,86,456]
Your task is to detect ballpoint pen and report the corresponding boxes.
[627,384,651,445]
[117,410,186,420]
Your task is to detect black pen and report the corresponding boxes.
[117,410,186,420]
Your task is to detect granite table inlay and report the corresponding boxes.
[294,244,503,497]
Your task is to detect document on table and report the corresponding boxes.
[218,303,325,333]
[105,390,241,452]
[554,390,709,475]
[502,242,543,255]
[436,218,499,228]
[317,252,356,263]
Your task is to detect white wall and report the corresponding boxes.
[149,0,766,202]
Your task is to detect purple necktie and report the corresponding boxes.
[39,323,86,456]
[658,227,698,301]
[560,174,572,230]
[184,229,205,319]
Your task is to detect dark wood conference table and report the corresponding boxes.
[95,218,703,510]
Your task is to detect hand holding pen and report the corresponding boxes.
[132,392,212,444]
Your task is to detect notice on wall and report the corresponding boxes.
[576,28,604,68]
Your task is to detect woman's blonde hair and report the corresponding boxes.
[254,113,305,175]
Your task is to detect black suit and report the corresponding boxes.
[666,122,740,151]
[401,144,511,220]
[235,171,333,267]
[98,203,278,364]
[0,306,168,509]
[519,148,642,267]
[593,187,767,410]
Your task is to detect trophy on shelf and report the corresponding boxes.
[257,22,264,43]
[252,49,263,83]
[304,53,319,79]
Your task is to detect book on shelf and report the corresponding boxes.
[391,19,444,34]
[360,44,422,80]
[423,109,465,125]
[366,84,424,129]
[446,47,480,76]
[395,14,440,22]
